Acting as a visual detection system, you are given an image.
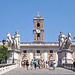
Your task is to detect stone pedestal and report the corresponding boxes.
[7,49,20,65]
[55,52,58,67]
[58,49,73,66]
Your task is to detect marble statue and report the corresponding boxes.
[58,32,73,66]
[7,32,13,49]
[58,31,66,50]
[65,32,72,49]
[12,31,20,50]
[7,31,20,65]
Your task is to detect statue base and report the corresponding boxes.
[58,49,73,67]
[7,49,20,66]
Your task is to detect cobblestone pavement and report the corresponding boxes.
[2,67,75,75]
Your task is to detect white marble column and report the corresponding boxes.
[55,52,58,67]
[29,51,33,63]
[44,50,47,61]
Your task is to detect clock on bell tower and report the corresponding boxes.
[33,11,44,43]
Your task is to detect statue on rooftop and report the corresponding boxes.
[58,31,66,50]
[7,32,13,49]
[12,31,20,50]
[65,32,72,49]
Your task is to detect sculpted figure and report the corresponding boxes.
[65,32,72,49]
[7,32,13,49]
[12,31,20,50]
[58,31,66,50]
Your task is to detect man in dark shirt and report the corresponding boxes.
[73,60,75,70]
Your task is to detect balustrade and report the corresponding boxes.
[0,63,17,74]
[63,63,74,70]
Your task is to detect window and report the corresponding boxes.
[50,50,53,53]
[37,34,40,37]
[23,50,27,53]
[37,50,40,53]
[37,23,40,28]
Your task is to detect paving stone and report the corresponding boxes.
[2,67,75,75]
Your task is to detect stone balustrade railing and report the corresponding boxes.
[63,63,74,70]
[20,42,59,44]
[0,63,17,75]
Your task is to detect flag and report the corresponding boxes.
[35,37,40,40]
[73,37,75,40]
[35,38,36,40]
[37,37,38,40]
[35,37,39,40]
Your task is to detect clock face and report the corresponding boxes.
[36,29,40,33]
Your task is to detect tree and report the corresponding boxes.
[0,45,8,64]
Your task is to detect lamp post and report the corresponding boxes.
[12,49,14,63]
[2,38,6,63]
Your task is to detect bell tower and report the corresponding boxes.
[33,11,44,43]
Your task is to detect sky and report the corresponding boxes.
[0,0,75,42]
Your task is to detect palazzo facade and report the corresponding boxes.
[20,12,75,66]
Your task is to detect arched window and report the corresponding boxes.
[37,34,40,37]
[37,23,40,28]
[37,50,40,53]
[23,50,27,53]
[49,50,53,53]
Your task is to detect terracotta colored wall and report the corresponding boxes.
[47,51,49,61]
[42,50,44,60]
[53,51,56,60]
[20,51,23,62]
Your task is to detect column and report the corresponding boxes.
[29,50,33,63]
[55,52,58,67]
[44,50,47,61]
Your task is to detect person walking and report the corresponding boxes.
[30,59,33,70]
[46,61,48,68]
[48,61,51,68]
[38,60,40,69]
[40,60,42,68]
[43,60,45,68]
[33,60,37,70]
[52,60,56,70]
[21,61,24,68]
[41,60,44,68]
[26,60,29,70]
[73,60,75,70]
[24,60,26,68]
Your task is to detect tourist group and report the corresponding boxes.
[21,59,56,70]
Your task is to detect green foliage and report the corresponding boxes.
[0,45,8,63]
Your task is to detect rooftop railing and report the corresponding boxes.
[20,42,59,44]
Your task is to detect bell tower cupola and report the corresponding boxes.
[33,11,44,43]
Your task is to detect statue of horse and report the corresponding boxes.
[7,32,13,49]
[66,32,72,49]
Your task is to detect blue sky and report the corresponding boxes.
[0,0,75,42]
